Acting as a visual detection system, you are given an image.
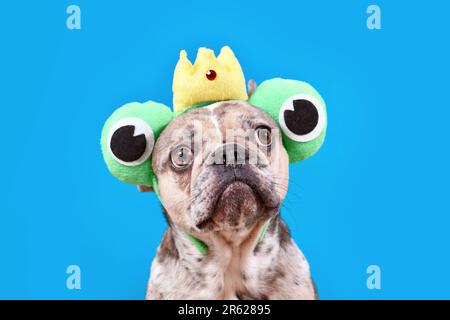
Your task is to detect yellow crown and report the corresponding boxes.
[172,46,248,112]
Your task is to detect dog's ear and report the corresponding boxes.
[248,78,327,163]
[100,101,173,187]
[247,79,257,97]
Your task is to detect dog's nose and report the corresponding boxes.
[211,143,249,165]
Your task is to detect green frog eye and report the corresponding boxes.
[108,117,154,166]
[101,101,174,186]
[279,93,326,142]
[248,78,327,163]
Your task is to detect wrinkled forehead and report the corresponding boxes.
[159,101,277,141]
[208,101,277,132]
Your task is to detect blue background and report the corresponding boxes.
[0,0,449,299]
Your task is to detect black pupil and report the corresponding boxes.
[284,99,319,135]
[177,149,185,162]
[258,129,270,145]
[176,147,189,165]
[110,125,146,162]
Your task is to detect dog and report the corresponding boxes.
[145,99,317,300]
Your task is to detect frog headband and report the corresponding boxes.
[101,46,327,191]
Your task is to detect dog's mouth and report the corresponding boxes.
[195,173,280,231]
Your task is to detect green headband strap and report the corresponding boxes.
[174,101,214,117]
[151,175,161,200]
[183,219,272,256]
[174,99,242,117]
[183,231,210,255]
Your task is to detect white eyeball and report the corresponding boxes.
[278,94,326,142]
[107,117,154,166]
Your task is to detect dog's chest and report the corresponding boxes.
[148,227,291,300]
[216,244,248,299]
[197,234,279,299]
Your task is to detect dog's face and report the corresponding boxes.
[152,101,289,234]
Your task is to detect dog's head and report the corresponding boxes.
[152,101,289,233]
[101,77,327,236]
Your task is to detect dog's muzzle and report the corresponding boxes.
[194,143,280,231]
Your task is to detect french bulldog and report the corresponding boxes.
[145,99,317,300]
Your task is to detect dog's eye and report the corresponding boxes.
[279,94,326,142]
[171,145,194,169]
[255,126,272,147]
[108,117,154,166]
